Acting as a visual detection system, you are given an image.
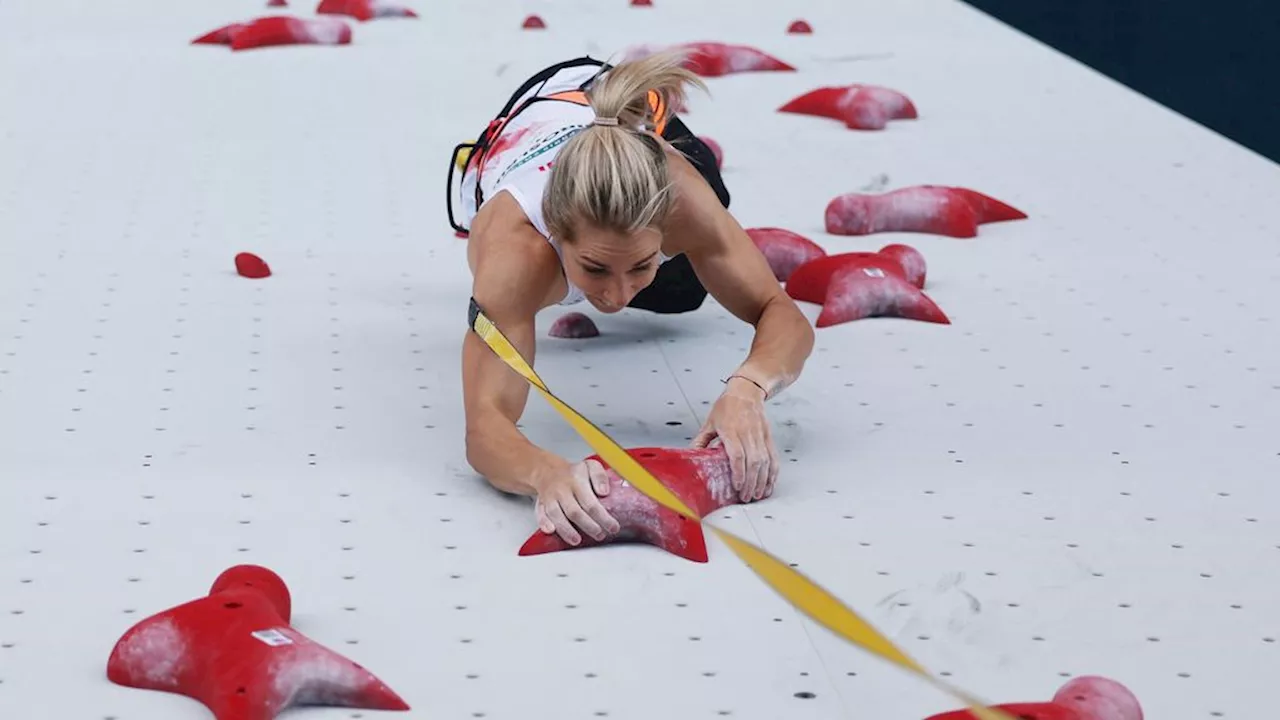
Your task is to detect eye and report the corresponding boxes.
[584,266,608,275]
[629,264,652,274]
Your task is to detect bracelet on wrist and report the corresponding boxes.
[722,374,768,399]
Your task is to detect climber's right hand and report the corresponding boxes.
[530,457,621,545]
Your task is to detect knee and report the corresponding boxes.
[655,287,708,314]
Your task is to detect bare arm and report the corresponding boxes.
[667,152,815,399]
[461,197,564,495]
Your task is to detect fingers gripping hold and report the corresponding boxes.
[540,497,581,546]
[586,459,611,496]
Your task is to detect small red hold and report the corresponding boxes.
[107,565,410,720]
[266,0,288,6]
[785,245,922,304]
[815,262,950,328]
[454,229,469,239]
[235,252,272,279]
[623,41,794,77]
[193,16,352,50]
[824,185,1026,238]
[519,446,745,562]
[1052,676,1144,720]
[631,0,653,5]
[317,0,417,21]
[548,311,599,339]
[699,135,723,169]
[787,19,813,34]
[745,227,827,282]
[522,14,546,29]
[779,85,916,130]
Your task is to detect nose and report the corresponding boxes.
[601,278,629,308]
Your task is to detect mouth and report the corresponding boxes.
[591,297,623,313]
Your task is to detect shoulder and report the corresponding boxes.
[659,143,735,257]
[468,191,566,315]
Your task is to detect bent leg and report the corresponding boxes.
[626,116,729,315]
[628,253,708,314]
[661,115,730,209]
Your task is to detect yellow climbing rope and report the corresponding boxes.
[468,298,1012,720]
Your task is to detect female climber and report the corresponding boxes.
[450,50,815,547]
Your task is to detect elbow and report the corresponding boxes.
[463,425,486,473]
[774,292,815,351]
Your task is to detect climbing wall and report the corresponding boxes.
[1,0,1277,718]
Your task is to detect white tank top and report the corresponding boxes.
[459,64,672,306]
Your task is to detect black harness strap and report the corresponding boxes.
[446,56,613,234]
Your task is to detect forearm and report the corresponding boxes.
[464,411,556,497]
[732,295,814,400]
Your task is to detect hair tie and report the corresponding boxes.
[592,116,620,127]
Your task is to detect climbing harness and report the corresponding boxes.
[446,56,670,234]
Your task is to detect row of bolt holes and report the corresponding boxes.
[32,484,1270,525]
[144,452,328,468]
[13,564,1274,639]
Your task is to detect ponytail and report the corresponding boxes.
[543,49,708,243]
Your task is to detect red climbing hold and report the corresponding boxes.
[787,19,813,34]
[317,0,417,21]
[518,446,745,563]
[785,245,922,304]
[266,0,288,7]
[745,227,827,282]
[194,16,352,50]
[779,85,917,130]
[631,0,653,5]
[825,185,1026,238]
[233,16,350,49]
[106,565,410,720]
[1052,676,1144,720]
[925,702,1081,720]
[235,252,271,279]
[815,261,949,328]
[624,41,794,77]
[522,14,546,29]
[876,243,927,288]
[549,311,599,339]
[208,564,291,621]
[192,22,247,45]
[699,136,723,169]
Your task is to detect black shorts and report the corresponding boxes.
[626,115,730,315]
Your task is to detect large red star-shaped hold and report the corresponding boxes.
[825,185,1027,238]
[926,703,1081,720]
[745,227,828,282]
[518,446,744,563]
[924,676,1143,720]
[784,246,948,328]
[107,565,410,720]
[778,84,918,130]
[621,41,795,77]
[191,16,352,50]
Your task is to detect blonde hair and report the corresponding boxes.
[542,49,708,243]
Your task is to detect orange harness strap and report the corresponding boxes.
[476,89,668,168]
[541,89,669,133]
